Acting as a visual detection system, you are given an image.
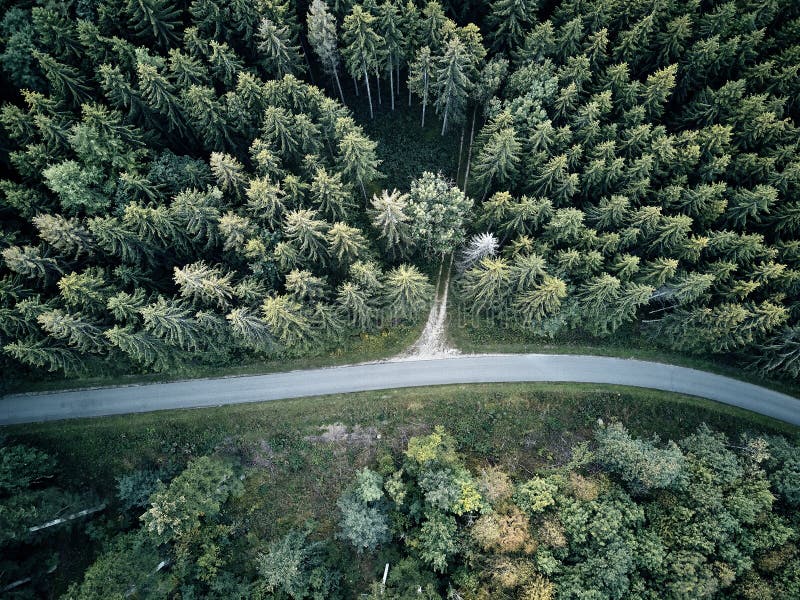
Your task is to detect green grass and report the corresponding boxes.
[6,382,798,594]
[2,322,423,395]
[349,88,461,191]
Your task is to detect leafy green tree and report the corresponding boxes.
[595,422,685,494]
[337,487,390,553]
[406,172,472,257]
[142,456,242,545]
[255,529,339,599]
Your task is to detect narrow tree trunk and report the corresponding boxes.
[29,503,107,533]
[441,97,450,136]
[389,61,395,111]
[421,72,428,128]
[363,63,373,119]
[299,38,316,85]
[375,66,382,105]
[333,65,345,104]
[397,63,401,98]
[353,74,359,96]
[456,123,466,180]
[358,175,367,203]
[463,106,477,194]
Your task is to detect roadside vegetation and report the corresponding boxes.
[3,383,799,597]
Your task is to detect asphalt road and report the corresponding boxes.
[1,354,799,426]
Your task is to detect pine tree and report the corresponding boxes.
[2,245,61,280]
[284,269,328,300]
[32,214,94,258]
[218,211,256,252]
[471,126,521,197]
[226,307,274,350]
[4,338,84,374]
[283,209,329,264]
[307,0,346,103]
[342,5,383,119]
[37,309,107,353]
[378,0,405,111]
[515,275,567,325]
[139,297,203,351]
[261,295,313,349]
[337,281,377,329]
[369,189,411,254]
[337,127,381,201]
[58,269,108,311]
[104,325,172,371]
[328,222,368,263]
[182,85,234,151]
[257,17,305,77]
[486,0,538,52]
[408,46,434,127]
[460,256,513,319]
[310,167,353,221]
[125,0,182,48]
[173,261,235,309]
[208,41,244,87]
[209,152,247,195]
[383,264,433,321]
[434,37,470,136]
[245,176,286,227]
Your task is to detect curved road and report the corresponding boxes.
[1,354,799,426]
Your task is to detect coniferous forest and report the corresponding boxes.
[2,0,800,597]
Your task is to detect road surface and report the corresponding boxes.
[1,354,799,426]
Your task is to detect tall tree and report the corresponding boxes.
[342,6,383,119]
[434,37,470,136]
[307,0,346,103]
[408,46,434,127]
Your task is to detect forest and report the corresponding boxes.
[2,0,800,597]
[1,0,800,385]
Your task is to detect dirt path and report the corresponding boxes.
[392,257,460,361]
